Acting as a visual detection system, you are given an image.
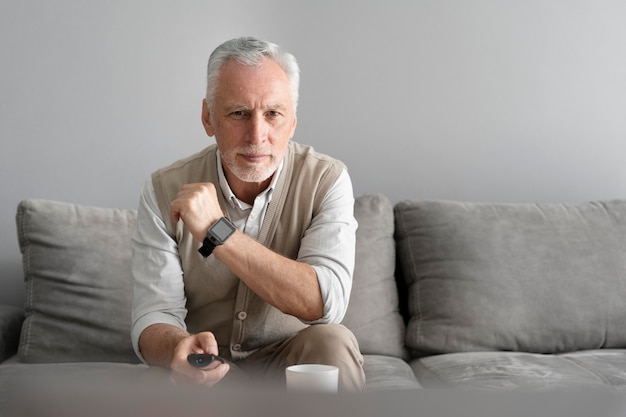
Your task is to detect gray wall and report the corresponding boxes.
[1,1,625,306]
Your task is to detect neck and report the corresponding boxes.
[224,169,273,205]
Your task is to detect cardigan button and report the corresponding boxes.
[232,343,241,351]
[237,311,248,320]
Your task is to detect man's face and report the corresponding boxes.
[202,57,297,187]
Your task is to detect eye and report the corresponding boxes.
[266,110,281,118]
[230,110,249,119]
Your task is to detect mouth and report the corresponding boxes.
[240,153,270,163]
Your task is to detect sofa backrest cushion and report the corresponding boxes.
[395,200,626,356]
[16,199,140,363]
[341,194,407,358]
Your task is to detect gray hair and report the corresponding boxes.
[205,37,300,112]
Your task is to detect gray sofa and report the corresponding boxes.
[2,194,626,411]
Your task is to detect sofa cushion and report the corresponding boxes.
[395,200,626,355]
[0,361,160,415]
[16,199,139,363]
[560,349,626,386]
[362,354,421,391]
[342,194,406,358]
[411,351,609,389]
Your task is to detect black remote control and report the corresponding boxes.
[187,353,225,368]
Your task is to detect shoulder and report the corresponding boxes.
[284,142,349,213]
[289,141,345,169]
[153,145,218,178]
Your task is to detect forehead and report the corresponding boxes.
[214,57,293,107]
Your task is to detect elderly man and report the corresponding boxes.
[130,37,365,391]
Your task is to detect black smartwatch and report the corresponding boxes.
[198,217,236,258]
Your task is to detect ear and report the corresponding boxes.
[201,99,215,137]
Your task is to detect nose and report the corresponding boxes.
[246,113,268,144]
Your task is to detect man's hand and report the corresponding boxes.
[170,183,224,243]
[139,324,230,388]
[170,332,230,387]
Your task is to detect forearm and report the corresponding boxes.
[214,230,324,321]
[138,323,190,368]
[131,179,190,361]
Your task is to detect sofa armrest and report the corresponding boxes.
[0,304,24,362]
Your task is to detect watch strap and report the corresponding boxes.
[198,236,217,257]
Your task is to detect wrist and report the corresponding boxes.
[198,217,236,257]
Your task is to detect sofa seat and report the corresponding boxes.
[362,355,421,391]
[0,354,420,393]
[0,358,155,413]
[411,350,626,389]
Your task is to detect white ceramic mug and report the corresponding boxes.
[285,364,339,393]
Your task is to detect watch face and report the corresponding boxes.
[212,217,236,241]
